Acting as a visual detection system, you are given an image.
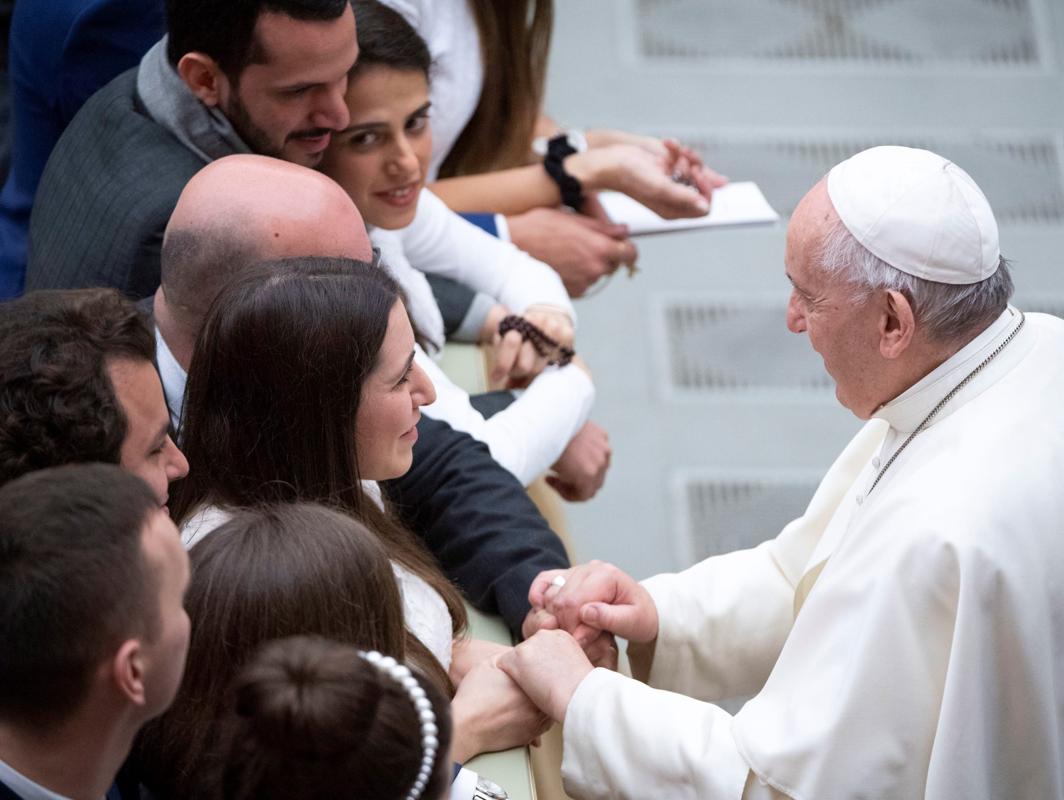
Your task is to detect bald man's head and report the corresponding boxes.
[160,155,372,335]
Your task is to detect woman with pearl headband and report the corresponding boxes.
[218,636,453,800]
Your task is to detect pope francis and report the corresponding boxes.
[499,146,1064,799]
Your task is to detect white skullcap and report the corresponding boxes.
[826,146,999,285]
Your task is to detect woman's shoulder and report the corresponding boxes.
[179,503,234,550]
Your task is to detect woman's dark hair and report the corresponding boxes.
[0,288,156,485]
[218,635,452,800]
[349,0,431,79]
[165,0,349,78]
[438,0,554,178]
[138,502,429,798]
[170,258,465,659]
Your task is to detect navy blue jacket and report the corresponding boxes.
[0,0,164,297]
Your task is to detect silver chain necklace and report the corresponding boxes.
[867,312,1026,496]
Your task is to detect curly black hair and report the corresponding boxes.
[0,289,156,485]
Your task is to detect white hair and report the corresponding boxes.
[818,218,1014,343]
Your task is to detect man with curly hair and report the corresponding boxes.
[0,287,188,505]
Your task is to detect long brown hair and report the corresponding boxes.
[437,0,554,177]
[218,635,453,800]
[138,503,428,798]
[170,257,467,639]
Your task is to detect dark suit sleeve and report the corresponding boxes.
[382,416,569,635]
[425,273,476,337]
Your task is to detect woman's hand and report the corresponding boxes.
[585,128,668,158]
[489,305,575,388]
[566,142,728,220]
[449,658,553,762]
[449,637,509,685]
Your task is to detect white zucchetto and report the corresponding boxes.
[827,146,1000,285]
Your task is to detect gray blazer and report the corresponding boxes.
[26,68,203,298]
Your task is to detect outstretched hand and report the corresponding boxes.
[567,141,728,220]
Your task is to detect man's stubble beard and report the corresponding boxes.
[222,89,284,160]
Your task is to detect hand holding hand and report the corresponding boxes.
[528,561,659,646]
[497,630,594,722]
[450,658,553,762]
[507,207,638,297]
[449,637,510,685]
[547,421,611,502]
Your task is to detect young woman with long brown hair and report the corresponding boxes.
[168,257,549,770]
[381,0,727,297]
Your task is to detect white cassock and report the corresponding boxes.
[562,307,1064,800]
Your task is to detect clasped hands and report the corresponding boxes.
[496,560,659,723]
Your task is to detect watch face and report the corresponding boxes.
[475,776,509,799]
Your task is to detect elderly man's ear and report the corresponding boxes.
[879,289,916,359]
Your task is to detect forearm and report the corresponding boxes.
[427,164,564,216]
[640,543,796,701]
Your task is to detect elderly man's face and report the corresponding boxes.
[785,182,885,419]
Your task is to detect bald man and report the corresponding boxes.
[151,154,570,633]
[153,154,371,379]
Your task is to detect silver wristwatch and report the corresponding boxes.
[472,775,509,800]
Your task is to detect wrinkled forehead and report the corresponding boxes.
[786,180,839,268]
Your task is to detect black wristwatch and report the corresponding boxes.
[543,133,585,211]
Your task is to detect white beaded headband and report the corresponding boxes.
[360,651,438,800]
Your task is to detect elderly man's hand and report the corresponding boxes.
[547,421,611,502]
[497,630,594,723]
[528,561,660,646]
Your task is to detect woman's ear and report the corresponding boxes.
[880,289,916,360]
[177,52,227,107]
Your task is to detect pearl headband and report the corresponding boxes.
[360,651,438,800]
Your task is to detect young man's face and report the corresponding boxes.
[220,8,359,167]
[138,509,191,718]
[108,358,189,511]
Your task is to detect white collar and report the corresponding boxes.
[0,758,75,800]
[873,305,1028,434]
[154,326,187,432]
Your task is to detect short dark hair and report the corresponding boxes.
[350,0,431,79]
[0,289,156,486]
[219,636,453,800]
[0,464,159,728]
[165,0,350,78]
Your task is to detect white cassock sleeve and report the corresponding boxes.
[399,189,575,322]
[637,420,888,700]
[559,421,889,799]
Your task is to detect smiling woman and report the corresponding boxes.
[169,256,550,769]
[317,0,598,491]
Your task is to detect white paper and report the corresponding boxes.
[597,181,779,236]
